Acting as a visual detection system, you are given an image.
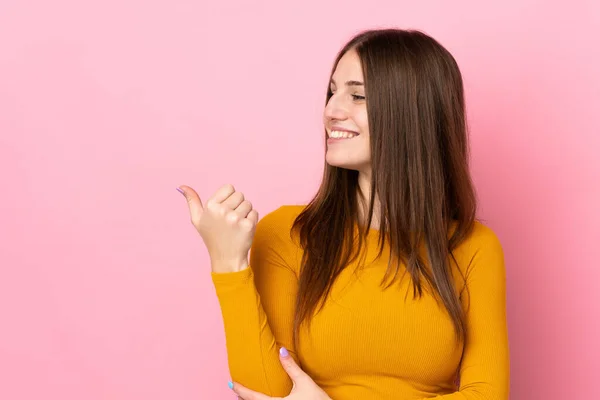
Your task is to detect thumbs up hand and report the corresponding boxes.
[177,184,259,273]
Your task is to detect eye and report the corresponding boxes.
[352,94,365,101]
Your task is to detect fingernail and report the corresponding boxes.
[279,347,289,357]
[227,381,233,390]
[176,187,185,195]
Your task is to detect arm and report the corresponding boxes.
[211,209,298,397]
[418,228,510,399]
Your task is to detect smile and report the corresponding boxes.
[328,130,359,139]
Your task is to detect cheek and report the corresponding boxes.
[356,109,369,134]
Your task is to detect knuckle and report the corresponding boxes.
[217,206,228,217]
[227,212,240,223]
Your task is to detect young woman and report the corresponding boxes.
[178,29,510,399]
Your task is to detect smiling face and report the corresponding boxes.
[324,49,371,174]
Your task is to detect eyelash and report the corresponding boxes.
[329,90,365,101]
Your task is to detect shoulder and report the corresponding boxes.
[251,205,306,274]
[452,220,505,279]
[464,221,503,252]
[256,205,306,237]
[259,205,306,226]
[254,204,307,250]
[450,219,502,253]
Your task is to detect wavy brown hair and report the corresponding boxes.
[291,29,477,346]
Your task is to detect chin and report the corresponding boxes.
[325,156,364,172]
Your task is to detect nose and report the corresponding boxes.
[324,94,348,122]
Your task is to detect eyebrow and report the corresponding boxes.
[330,78,364,87]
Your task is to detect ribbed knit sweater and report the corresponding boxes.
[211,205,509,399]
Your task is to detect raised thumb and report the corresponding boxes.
[177,185,204,224]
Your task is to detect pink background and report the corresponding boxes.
[1,1,598,399]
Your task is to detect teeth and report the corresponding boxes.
[330,130,358,139]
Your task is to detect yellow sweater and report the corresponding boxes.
[211,205,510,399]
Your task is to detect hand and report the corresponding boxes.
[177,184,259,273]
[229,347,332,400]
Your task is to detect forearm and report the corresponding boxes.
[212,267,294,396]
[416,387,505,399]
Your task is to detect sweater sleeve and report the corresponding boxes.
[418,227,510,400]
[210,208,298,396]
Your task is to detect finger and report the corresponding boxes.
[223,191,245,210]
[278,347,307,383]
[177,186,203,222]
[239,209,258,232]
[234,200,253,218]
[210,184,236,204]
[231,381,273,400]
[246,209,259,225]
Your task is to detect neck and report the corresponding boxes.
[357,170,381,230]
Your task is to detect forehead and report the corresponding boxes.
[332,49,363,81]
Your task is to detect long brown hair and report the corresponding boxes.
[292,29,477,346]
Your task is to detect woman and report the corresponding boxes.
[178,29,510,399]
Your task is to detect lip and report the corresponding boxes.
[327,127,360,136]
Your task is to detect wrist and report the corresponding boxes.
[211,258,249,273]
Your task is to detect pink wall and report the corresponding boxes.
[1,1,598,399]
